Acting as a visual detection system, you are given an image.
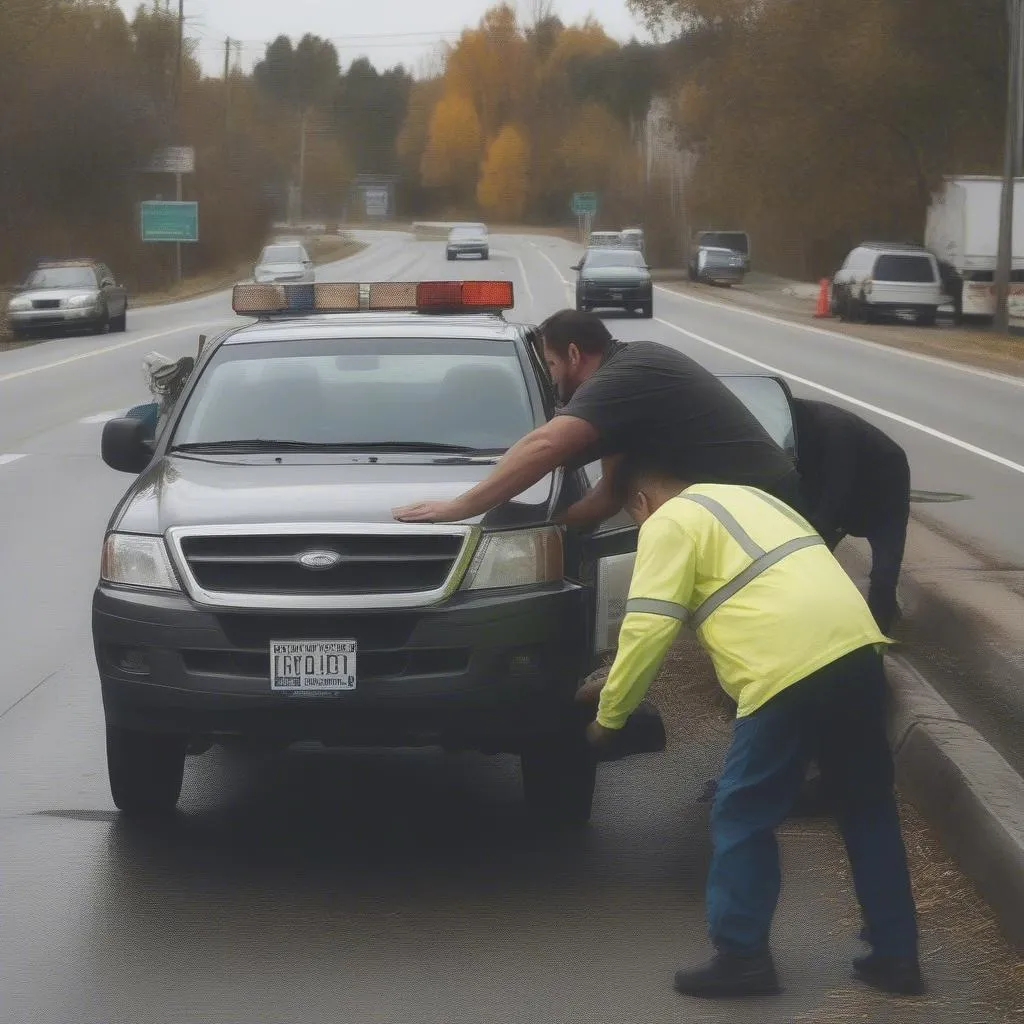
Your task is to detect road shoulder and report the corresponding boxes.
[654,275,1024,379]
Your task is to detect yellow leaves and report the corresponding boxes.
[477,125,531,220]
[445,3,530,141]
[421,92,483,192]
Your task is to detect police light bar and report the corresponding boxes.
[231,280,515,316]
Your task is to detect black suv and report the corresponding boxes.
[94,279,799,823]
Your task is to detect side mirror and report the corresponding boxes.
[570,263,581,272]
[102,416,154,474]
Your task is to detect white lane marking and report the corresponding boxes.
[511,253,536,310]
[530,242,575,302]
[654,284,1024,389]
[0,320,235,385]
[0,454,26,467]
[79,410,123,424]
[655,317,1024,477]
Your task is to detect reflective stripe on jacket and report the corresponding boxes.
[596,484,890,729]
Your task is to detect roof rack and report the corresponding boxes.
[232,280,515,317]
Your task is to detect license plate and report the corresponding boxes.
[610,290,623,299]
[270,640,357,692]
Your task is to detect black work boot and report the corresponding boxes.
[853,953,925,996]
[673,951,781,998]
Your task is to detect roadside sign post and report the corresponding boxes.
[571,192,598,245]
[143,147,196,283]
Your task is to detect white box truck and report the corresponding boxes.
[924,175,1024,318]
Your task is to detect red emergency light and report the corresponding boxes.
[415,280,515,310]
[231,280,514,316]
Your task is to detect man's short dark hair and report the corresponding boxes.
[617,454,688,506]
[538,309,614,357]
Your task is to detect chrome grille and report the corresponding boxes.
[167,523,478,610]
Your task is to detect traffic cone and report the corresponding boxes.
[814,278,831,318]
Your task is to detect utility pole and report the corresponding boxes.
[1018,7,1024,175]
[224,36,232,135]
[172,0,185,285]
[296,109,308,227]
[996,0,1023,332]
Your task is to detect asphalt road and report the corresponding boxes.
[1,231,1022,1023]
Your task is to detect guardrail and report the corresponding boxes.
[411,221,458,241]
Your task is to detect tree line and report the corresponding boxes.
[3,0,1008,287]
[631,0,1011,278]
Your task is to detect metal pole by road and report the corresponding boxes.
[296,110,308,228]
[175,171,183,284]
[996,0,1023,332]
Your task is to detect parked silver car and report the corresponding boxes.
[7,260,128,338]
[254,243,315,284]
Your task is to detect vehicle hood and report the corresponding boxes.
[449,235,486,245]
[580,266,650,282]
[9,286,98,305]
[113,455,558,534]
[255,262,306,277]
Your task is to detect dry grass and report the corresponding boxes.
[660,279,1024,377]
[132,235,363,309]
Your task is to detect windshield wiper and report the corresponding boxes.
[169,439,502,455]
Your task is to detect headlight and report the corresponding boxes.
[460,527,563,591]
[8,296,31,311]
[100,533,181,590]
[65,292,98,308]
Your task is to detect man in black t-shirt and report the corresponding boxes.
[394,309,801,525]
[794,399,910,633]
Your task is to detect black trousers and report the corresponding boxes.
[826,502,908,635]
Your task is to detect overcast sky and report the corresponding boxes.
[117,0,652,77]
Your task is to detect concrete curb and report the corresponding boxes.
[886,653,1024,951]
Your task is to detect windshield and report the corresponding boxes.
[451,227,483,238]
[172,338,535,452]
[584,249,646,269]
[259,245,306,264]
[25,267,97,289]
[698,232,749,254]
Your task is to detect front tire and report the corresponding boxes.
[112,305,128,333]
[639,301,653,319]
[106,725,186,816]
[520,729,596,826]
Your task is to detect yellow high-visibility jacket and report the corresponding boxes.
[596,484,890,729]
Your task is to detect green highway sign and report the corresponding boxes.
[140,201,199,242]
[571,191,598,215]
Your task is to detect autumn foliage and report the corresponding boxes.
[398,4,659,225]
[632,0,1010,277]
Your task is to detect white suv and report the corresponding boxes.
[831,243,943,326]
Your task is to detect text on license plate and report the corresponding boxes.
[270,640,357,691]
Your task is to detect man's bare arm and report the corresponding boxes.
[557,455,625,530]
[394,416,599,523]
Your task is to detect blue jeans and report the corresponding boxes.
[707,646,918,959]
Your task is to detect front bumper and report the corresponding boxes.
[447,245,488,257]
[579,284,652,308]
[93,582,592,751]
[8,307,101,331]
